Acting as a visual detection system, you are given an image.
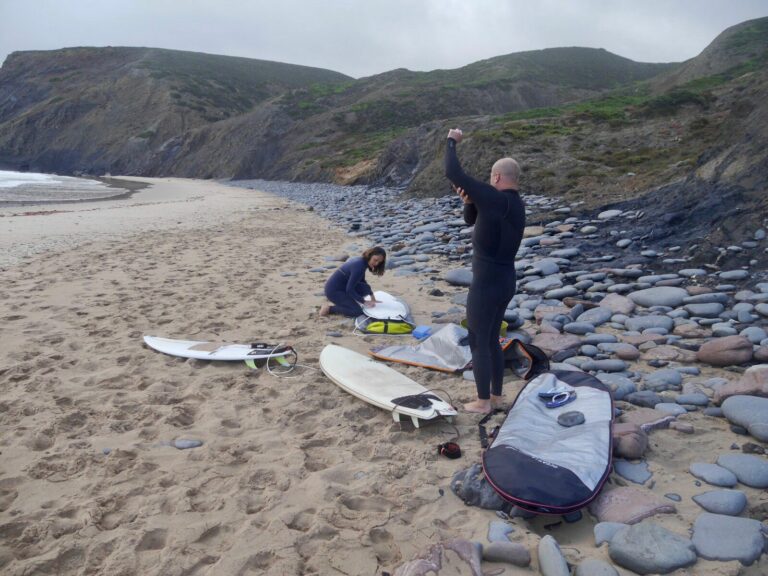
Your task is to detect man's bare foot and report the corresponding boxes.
[491,395,505,409]
[319,304,330,317]
[463,399,492,414]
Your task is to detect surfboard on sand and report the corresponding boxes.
[363,290,409,320]
[143,336,294,362]
[319,344,457,428]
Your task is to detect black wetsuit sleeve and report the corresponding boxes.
[345,259,367,302]
[463,202,477,225]
[445,139,506,213]
[359,279,373,297]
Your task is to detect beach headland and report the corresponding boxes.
[0,177,766,575]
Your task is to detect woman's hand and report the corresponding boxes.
[364,300,376,308]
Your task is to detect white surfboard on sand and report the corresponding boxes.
[363,290,410,320]
[319,344,456,428]
[143,336,294,361]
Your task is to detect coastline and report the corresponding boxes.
[0,175,149,208]
[0,177,269,269]
[0,177,765,575]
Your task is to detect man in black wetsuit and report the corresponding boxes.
[445,128,525,413]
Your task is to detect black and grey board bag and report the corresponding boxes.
[482,370,614,514]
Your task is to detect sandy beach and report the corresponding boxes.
[1,177,766,575]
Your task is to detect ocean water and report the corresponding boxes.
[0,170,129,204]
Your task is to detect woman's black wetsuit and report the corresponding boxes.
[324,257,374,317]
[445,138,525,399]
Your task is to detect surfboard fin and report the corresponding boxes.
[244,359,260,370]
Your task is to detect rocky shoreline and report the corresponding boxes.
[231,178,768,574]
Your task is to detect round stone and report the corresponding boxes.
[689,463,738,487]
[628,287,689,308]
[609,523,697,575]
[692,489,747,516]
[719,270,749,281]
[558,411,586,427]
[598,209,623,220]
[692,512,765,565]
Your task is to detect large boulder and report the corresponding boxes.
[641,345,697,363]
[628,287,689,308]
[723,396,768,442]
[714,364,768,404]
[696,336,753,366]
[625,315,674,333]
[612,422,649,459]
[609,522,697,575]
[599,293,636,315]
[692,513,765,566]
[444,268,473,287]
[532,333,581,357]
[451,464,505,510]
[589,486,676,524]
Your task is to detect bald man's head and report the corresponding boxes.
[490,158,520,190]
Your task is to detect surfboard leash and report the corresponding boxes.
[243,343,319,378]
[390,386,463,458]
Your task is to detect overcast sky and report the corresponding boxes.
[1,0,767,78]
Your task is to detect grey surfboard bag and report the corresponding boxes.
[482,370,614,514]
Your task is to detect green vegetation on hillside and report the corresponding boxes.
[723,17,768,54]
[136,48,351,121]
[455,47,672,90]
[324,127,407,168]
[281,47,674,129]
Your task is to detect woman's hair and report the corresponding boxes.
[362,246,387,276]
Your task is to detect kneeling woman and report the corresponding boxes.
[320,247,386,317]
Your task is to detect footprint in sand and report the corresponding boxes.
[285,509,317,532]
[165,405,197,428]
[135,528,168,552]
[369,527,402,564]
[0,477,22,512]
[239,551,277,572]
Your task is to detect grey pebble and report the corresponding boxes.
[628,286,689,308]
[692,512,765,565]
[722,395,768,442]
[487,520,514,543]
[482,542,531,566]
[173,439,204,450]
[689,462,738,487]
[624,390,662,408]
[692,489,747,516]
[613,459,652,484]
[716,453,768,488]
[564,321,596,335]
[625,315,674,332]
[558,411,585,427]
[643,369,682,392]
[594,522,627,546]
[609,522,697,575]
[537,534,570,576]
[654,402,688,416]
[575,559,619,576]
[674,392,709,406]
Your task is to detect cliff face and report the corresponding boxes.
[0,45,671,179]
[0,46,351,175]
